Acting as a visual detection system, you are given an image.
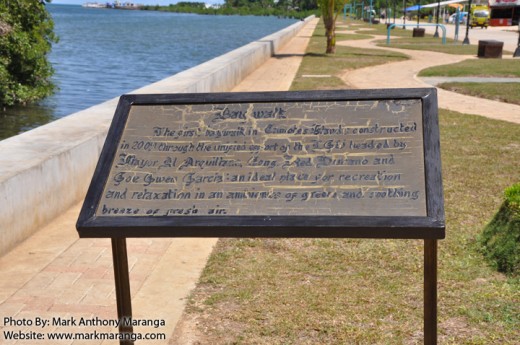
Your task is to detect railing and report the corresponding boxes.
[386,23,447,45]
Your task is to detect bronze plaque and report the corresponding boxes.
[77,90,445,239]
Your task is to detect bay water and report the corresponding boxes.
[0,4,297,140]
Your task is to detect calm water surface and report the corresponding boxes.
[0,5,297,140]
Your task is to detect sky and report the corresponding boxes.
[51,0,224,5]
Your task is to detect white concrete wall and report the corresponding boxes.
[0,16,313,255]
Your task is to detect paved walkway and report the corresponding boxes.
[1,17,519,345]
[336,25,520,124]
[0,18,319,345]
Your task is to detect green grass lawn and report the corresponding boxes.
[339,19,481,55]
[179,20,520,345]
[184,110,519,344]
[338,19,432,38]
[379,38,480,55]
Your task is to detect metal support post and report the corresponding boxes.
[112,238,134,345]
[424,239,438,345]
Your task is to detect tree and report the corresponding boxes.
[318,0,344,54]
[0,0,57,107]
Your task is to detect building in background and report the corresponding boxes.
[489,0,520,25]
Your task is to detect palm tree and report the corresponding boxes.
[319,0,345,53]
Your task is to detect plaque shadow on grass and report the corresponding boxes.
[273,53,308,58]
[257,39,317,59]
[272,53,332,59]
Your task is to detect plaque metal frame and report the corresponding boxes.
[76,89,444,345]
[77,88,445,240]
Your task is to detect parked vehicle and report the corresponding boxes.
[470,5,490,28]
[449,12,468,24]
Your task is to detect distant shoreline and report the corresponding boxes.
[52,3,317,19]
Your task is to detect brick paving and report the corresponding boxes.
[0,201,221,344]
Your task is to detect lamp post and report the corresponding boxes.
[462,0,473,45]
[386,0,389,24]
[433,0,440,37]
[514,22,520,57]
[370,0,373,24]
[403,0,406,29]
[393,0,397,24]
[416,0,420,28]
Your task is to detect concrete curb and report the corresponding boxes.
[0,16,315,256]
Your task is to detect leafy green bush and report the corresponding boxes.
[0,0,57,106]
[479,183,520,276]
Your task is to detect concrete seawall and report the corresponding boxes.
[0,16,314,255]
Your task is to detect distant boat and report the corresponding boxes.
[82,2,142,10]
[109,2,142,10]
[82,2,107,8]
